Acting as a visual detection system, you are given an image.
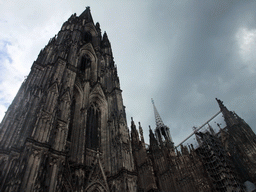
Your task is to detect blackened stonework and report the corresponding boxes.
[129,100,256,192]
[1,7,256,192]
[0,7,136,192]
[216,98,256,184]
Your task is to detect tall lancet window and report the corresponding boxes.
[84,32,92,43]
[86,103,100,150]
[67,98,76,142]
[80,54,91,72]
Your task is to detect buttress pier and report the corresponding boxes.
[0,7,137,192]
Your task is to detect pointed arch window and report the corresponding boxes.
[84,32,92,43]
[80,54,91,72]
[86,103,100,150]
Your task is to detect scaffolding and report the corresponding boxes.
[196,132,245,192]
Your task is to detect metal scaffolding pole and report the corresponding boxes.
[175,110,221,148]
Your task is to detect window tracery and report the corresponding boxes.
[86,103,101,150]
[80,54,91,72]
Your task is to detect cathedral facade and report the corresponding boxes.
[0,7,256,192]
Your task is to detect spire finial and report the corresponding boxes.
[139,122,145,146]
[149,126,158,146]
[131,117,135,126]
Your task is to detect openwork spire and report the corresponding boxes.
[151,99,173,147]
[151,98,165,128]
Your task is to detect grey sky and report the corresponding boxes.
[1,0,256,145]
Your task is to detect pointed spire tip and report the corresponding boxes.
[216,98,225,109]
[151,99,165,128]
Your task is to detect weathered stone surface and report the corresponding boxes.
[0,7,256,192]
[0,7,136,192]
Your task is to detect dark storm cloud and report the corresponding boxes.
[140,1,256,144]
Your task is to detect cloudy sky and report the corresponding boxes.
[1,0,256,145]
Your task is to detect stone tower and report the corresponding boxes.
[0,7,137,192]
[216,98,256,184]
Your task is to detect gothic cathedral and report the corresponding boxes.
[0,7,136,192]
[0,7,256,192]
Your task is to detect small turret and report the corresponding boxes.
[131,117,140,148]
[138,122,145,148]
[149,126,158,147]
[95,22,101,34]
[102,32,111,48]
[181,144,189,155]
[176,148,181,156]
[101,32,113,67]
[208,123,215,135]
